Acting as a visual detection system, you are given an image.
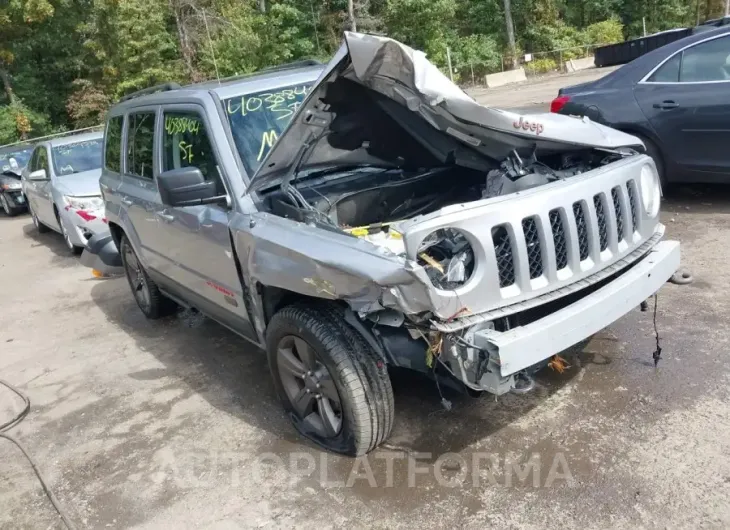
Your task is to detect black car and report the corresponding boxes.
[551,26,730,186]
[0,143,33,216]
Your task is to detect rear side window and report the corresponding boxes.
[105,116,123,172]
[680,35,730,82]
[648,53,681,83]
[126,112,155,179]
[162,111,221,192]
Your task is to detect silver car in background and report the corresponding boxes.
[22,130,108,254]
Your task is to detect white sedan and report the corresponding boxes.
[22,131,109,254]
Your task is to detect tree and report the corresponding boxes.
[502,0,518,68]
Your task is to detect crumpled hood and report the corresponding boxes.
[54,169,103,197]
[249,32,642,192]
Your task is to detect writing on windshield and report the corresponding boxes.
[0,148,33,172]
[52,139,103,176]
[224,84,311,174]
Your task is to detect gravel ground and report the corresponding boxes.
[1,68,729,529]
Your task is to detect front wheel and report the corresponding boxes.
[267,304,394,456]
[119,235,176,319]
[59,218,84,255]
[0,193,21,217]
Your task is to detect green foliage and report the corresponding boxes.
[524,57,558,74]
[583,18,624,45]
[0,0,711,144]
[451,34,502,78]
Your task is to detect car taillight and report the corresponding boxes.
[550,95,571,113]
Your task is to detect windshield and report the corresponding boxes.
[52,139,103,176]
[224,83,312,175]
[0,147,33,173]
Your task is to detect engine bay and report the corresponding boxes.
[262,148,626,289]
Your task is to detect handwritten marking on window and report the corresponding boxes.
[227,85,310,119]
[179,141,194,163]
[257,130,279,162]
[165,116,201,136]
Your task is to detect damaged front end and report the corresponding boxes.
[235,33,679,395]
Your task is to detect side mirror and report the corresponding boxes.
[29,169,48,181]
[157,167,223,207]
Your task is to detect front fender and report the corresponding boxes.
[230,212,435,315]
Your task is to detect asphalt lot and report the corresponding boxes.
[2,69,730,529]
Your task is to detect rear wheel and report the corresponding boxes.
[266,303,394,456]
[119,235,177,319]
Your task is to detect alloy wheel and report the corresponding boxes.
[122,243,151,312]
[276,335,342,438]
[0,194,10,215]
[59,219,75,251]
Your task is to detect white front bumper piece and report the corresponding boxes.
[475,240,680,378]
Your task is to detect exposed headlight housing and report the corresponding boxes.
[639,164,661,218]
[63,195,104,211]
[417,228,475,290]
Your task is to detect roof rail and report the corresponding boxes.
[119,82,182,103]
[0,125,103,150]
[202,59,324,87]
[259,59,322,73]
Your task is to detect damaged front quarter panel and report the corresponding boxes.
[229,211,437,319]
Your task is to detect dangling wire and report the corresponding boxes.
[652,293,662,366]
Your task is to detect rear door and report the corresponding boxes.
[117,108,168,271]
[155,105,255,338]
[635,34,730,181]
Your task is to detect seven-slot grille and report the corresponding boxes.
[492,180,638,288]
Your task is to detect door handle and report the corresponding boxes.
[653,101,679,110]
[201,223,214,229]
[120,197,133,206]
[155,211,175,223]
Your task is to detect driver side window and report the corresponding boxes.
[37,148,49,173]
[162,110,224,195]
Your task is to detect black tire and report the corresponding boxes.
[55,209,84,255]
[266,303,394,456]
[119,235,177,319]
[633,132,667,189]
[29,202,50,233]
[0,193,21,217]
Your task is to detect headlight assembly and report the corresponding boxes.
[639,164,661,218]
[417,228,475,290]
[63,195,104,211]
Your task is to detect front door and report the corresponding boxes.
[25,145,56,226]
[635,34,730,181]
[155,105,255,339]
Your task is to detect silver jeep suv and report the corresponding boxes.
[88,33,680,455]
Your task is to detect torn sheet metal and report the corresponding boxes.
[230,212,435,315]
[247,32,643,193]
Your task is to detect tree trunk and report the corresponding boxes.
[502,0,518,69]
[347,0,357,32]
[171,4,199,82]
[259,0,266,13]
[0,67,16,105]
